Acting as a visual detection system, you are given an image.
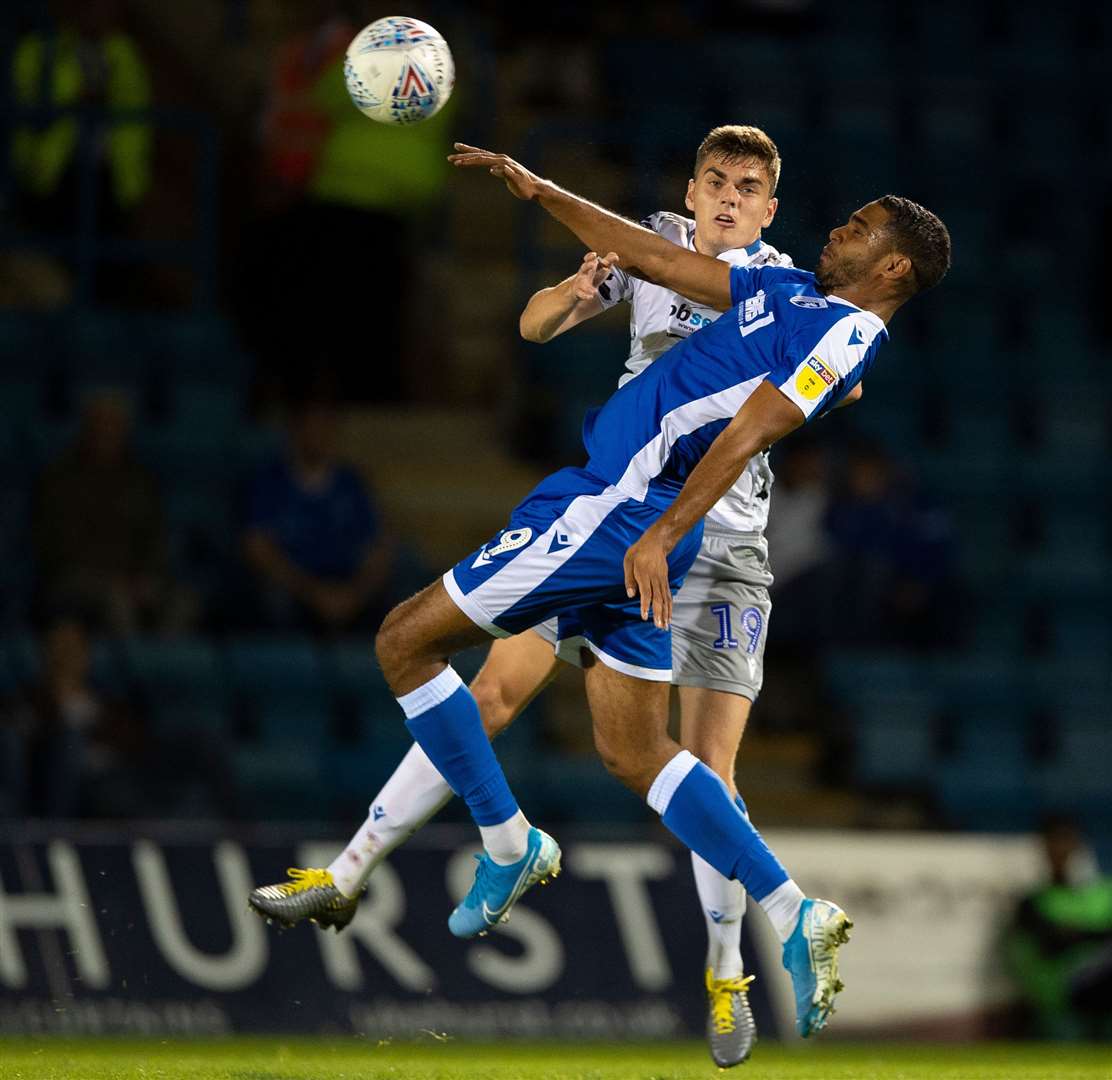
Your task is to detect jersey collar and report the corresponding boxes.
[685,219,764,263]
[828,293,887,331]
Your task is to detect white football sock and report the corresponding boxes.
[692,851,747,980]
[479,809,531,865]
[759,879,806,943]
[328,742,453,898]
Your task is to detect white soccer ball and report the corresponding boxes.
[343,17,454,126]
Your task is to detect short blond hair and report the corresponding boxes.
[695,125,781,196]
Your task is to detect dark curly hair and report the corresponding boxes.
[877,195,951,295]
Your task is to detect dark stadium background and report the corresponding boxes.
[1,0,1109,1049]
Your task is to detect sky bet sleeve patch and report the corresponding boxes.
[776,313,875,420]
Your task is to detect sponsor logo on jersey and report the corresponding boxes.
[789,294,828,309]
[795,356,836,400]
[472,527,533,568]
[668,301,716,336]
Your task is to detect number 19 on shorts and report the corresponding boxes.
[710,603,763,654]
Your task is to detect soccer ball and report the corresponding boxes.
[343,17,454,126]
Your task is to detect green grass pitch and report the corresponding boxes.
[1,1039,1109,1080]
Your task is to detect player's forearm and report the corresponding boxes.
[534,182,730,309]
[519,276,581,343]
[651,431,769,551]
[650,382,805,550]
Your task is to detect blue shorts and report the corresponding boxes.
[444,467,703,681]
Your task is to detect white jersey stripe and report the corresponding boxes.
[615,373,767,501]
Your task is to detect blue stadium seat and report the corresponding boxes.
[172,383,243,439]
[1037,719,1112,821]
[4,634,39,686]
[0,312,61,380]
[824,651,926,701]
[234,742,325,819]
[124,636,224,694]
[226,638,325,701]
[920,80,993,151]
[929,657,1026,710]
[852,692,938,789]
[935,713,1035,830]
[1042,389,1108,454]
[123,637,228,735]
[143,313,249,388]
[61,310,150,393]
[966,598,1027,657]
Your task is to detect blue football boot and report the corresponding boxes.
[781,898,853,1037]
[448,827,561,939]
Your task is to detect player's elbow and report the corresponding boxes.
[518,313,545,343]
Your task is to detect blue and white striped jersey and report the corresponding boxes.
[582,264,887,509]
[597,211,790,533]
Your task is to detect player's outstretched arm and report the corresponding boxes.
[624,382,805,628]
[449,143,733,311]
[519,251,617,343]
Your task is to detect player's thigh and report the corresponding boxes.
[678,685,751,795]
[470,626,559,737]
[375,579,491,692]
[583,659,674,796]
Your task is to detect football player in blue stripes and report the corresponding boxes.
[257,143,950,1042]
[254,126,789,1066]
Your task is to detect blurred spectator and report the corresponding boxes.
[0,616,116,817]
[765,439,833,645]
[33,390,189,633]
[0,616,238,819]
[255,0,353,212]
[242,400,394,634]
[234,1,455,402]
[824,440,959,651]
[11,0,152,236]
[1005,817,1112,1041]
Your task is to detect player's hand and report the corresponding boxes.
[623,529,672,630]
[571,251,620,302]
[448,143,545,200]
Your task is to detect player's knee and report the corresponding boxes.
[592,729,643,792]
[374,603,409,686]
[470,673,515,738]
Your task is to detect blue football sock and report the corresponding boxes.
[399,667,518,827]
[648,751,788,902]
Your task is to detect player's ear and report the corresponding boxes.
[684,179,695,212]
[884,252,914,286]
[763,196,778,228]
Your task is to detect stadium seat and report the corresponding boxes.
[852,692,939,789]
[919,79,993,150]
[143,313,249,388]
[935,712,1036,830]
[123,638,228,735]
[1036,719,1112,822]
[824,651,927,705]
[226,638,325,699]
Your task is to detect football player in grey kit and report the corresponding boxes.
[249,125,838,1068]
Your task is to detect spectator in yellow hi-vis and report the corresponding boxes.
[11,0,152,229]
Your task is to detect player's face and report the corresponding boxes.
[686,154,777,257]
[814,201,892,294]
